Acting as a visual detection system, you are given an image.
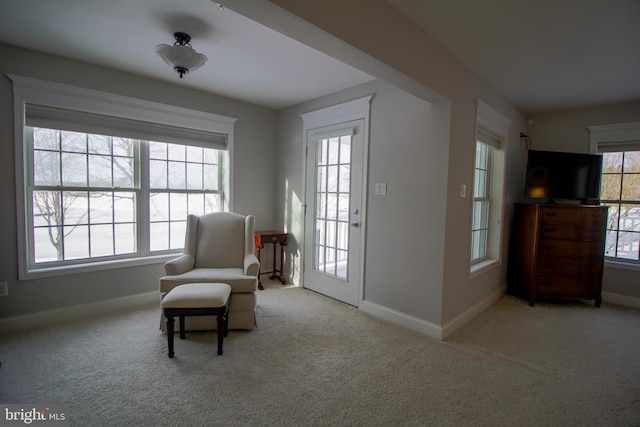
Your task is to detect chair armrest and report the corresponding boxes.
[244,254,260,277]
[164,254,195,276]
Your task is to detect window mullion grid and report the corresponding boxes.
[217,150,224,210]
[603,152,628,260]
[321,140,327,273]
[25,128,37,268]
[83,133,94,259]
[613,154,625,258]
[57,131,66,260]
[109,136,115,258]
[28,133,224,266]
[138,140,150,256]
[321,140,328,273]
[472,141,491,264]
[183,145,188,217]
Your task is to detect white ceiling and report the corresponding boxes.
[0,0,374,109]
[0,0,638,113]
[387,0,640,113]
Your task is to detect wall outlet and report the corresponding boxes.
[375,182,387,196]
[0,282,7,297]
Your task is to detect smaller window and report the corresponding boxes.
[470,124,506,275]
[471,140,493,262]
[471,101,509,275]
[600,150,640,262]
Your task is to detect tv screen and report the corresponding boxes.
[524,150,603,203]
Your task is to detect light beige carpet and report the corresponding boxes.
[1,281,639,426]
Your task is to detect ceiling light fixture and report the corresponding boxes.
[156,32,208,79]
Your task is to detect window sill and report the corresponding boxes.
[604,259,640,273]
[469,258,501,279]
[20,253,179,281]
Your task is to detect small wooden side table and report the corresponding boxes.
[255,231,288,290]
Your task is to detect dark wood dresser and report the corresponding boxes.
[508,203,608,307]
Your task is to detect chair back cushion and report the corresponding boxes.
[194,212,245,269]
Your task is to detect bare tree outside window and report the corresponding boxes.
[601,151,640,261]
[29,127,224,266]
[31,128,135,262]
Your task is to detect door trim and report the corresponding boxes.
[300,95,372,307]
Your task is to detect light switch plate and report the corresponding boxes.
[375,183,387,196]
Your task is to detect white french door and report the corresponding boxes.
[303,119,365,306]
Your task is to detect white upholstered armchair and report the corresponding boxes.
[159,212,259,330]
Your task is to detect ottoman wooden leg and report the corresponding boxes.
[216,313,224,355]
[179,316,186,339]
[223,311,229,337]
[161,283,232,358]
[166,316,175,358]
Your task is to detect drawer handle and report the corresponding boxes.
[545,212,558,217]
[543,227,556,233]
[542,245,555,250]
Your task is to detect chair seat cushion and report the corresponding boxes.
[159,268,258,294]
[162,283,231,309]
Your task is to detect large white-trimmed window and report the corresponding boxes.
[470,101,509,276]
[589,122,640,267]
[11,75,236,279]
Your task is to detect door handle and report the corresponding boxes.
[351,221,360,228]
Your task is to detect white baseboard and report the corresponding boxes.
[602,292,640,309]
[0,291,159,333]
[441,287,505,340]
[361,288,505,342]
[360,300,444,340]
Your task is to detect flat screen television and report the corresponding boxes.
[524,150,603,204]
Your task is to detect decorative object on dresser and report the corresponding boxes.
[508,203,608,307]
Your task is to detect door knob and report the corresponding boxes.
[351,221,360,228]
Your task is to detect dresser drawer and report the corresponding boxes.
[540,206,607,224]
[537,256,603,276]
[539,223,605,241]
[534,275,600,295]
[538,240,604,257]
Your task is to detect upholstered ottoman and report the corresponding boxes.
[161,283,232,357]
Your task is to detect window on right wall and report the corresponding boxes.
[589,122,640,265]
[599,149,640,262]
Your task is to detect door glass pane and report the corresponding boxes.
[313,134,352,280]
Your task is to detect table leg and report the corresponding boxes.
[270,243,277,280]
[279,244,287,285]
[257,244,263,290]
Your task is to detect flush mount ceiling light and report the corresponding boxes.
[156,32,208,79]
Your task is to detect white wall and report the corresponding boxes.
[277,79,449,325]
[528,101,640,300]
[254,0,527,335]
[0,43,278,320]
